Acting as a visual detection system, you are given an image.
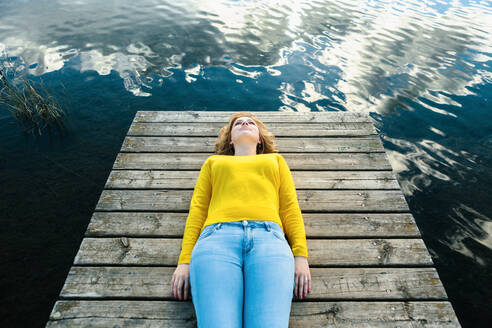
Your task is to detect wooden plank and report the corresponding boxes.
[128,122,378,136]
[95,189,410,212]
[59,267,445,300]
[86,213,421,238]
[105,170,400,189]
[134,111,373,123]
[114,152,393,170]
[73,238,432,266]
[45,110,462,328]
[47,300,461,327]
[120,136,385,153]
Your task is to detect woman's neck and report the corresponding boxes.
[233,143,257,156]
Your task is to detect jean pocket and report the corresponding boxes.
[271,228,287,242]
[197,224,218,241]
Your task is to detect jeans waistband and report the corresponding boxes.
[213,220,281,232]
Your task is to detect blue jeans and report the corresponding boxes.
[189,220,295,328]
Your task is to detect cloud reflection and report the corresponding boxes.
[1,0,490,106]
[2,0,490,195]
[439,204,492,266]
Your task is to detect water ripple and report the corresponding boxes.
[1,1,492,325]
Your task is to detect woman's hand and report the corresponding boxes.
[294,256,311,299]
[171,263,190,301]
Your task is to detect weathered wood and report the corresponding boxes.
[86,212,420,238]
[95,189,410,212]
[128,122,377,136]
[134,110,373,123]
[114,152,393,170]
[105,170,400,189]
[45,110,463,328]
[73,238,432,266]
[121,136,384,153]
[60,267,444,300]
[47,300,461,328]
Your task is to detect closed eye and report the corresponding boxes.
[235,121,256,125]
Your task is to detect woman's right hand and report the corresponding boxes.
[171,263,190,301]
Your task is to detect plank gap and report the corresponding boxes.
[69,264,436,268]
[83,234,422,240]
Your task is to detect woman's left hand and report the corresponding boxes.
[294,256,311,299]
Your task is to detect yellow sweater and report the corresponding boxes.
[177,152,309,264]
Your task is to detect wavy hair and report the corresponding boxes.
[214,112,279,155]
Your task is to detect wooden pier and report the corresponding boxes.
[46,111,462,327]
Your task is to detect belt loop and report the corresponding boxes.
[217,223,222,230]
[264,221,271,231]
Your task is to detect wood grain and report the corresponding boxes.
[86,212,420,238]
[47,300,461,328]
[95,189,410,212]
[73,238,432,266]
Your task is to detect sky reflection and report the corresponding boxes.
[1,1,491,326]
[1,0,490,106]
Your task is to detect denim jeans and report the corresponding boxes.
[189,220,295,328]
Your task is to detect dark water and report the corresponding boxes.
[1,0,491,327]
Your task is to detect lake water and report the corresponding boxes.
[1,0,491,327]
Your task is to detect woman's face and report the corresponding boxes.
[230,116,260,146]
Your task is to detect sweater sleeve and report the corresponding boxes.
[177,157,212,264]
[277,154,309,258]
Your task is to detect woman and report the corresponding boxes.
[171,112,311,328]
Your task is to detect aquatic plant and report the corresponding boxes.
[0,69,68,136]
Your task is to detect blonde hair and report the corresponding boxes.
[214,112,279,155]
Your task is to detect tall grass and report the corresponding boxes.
[0,69,68,136]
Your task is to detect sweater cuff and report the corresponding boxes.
[292,246,309,258]
[178,253,191,265]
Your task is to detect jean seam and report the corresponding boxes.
[198,225,217,241]
[271,229,286,241]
